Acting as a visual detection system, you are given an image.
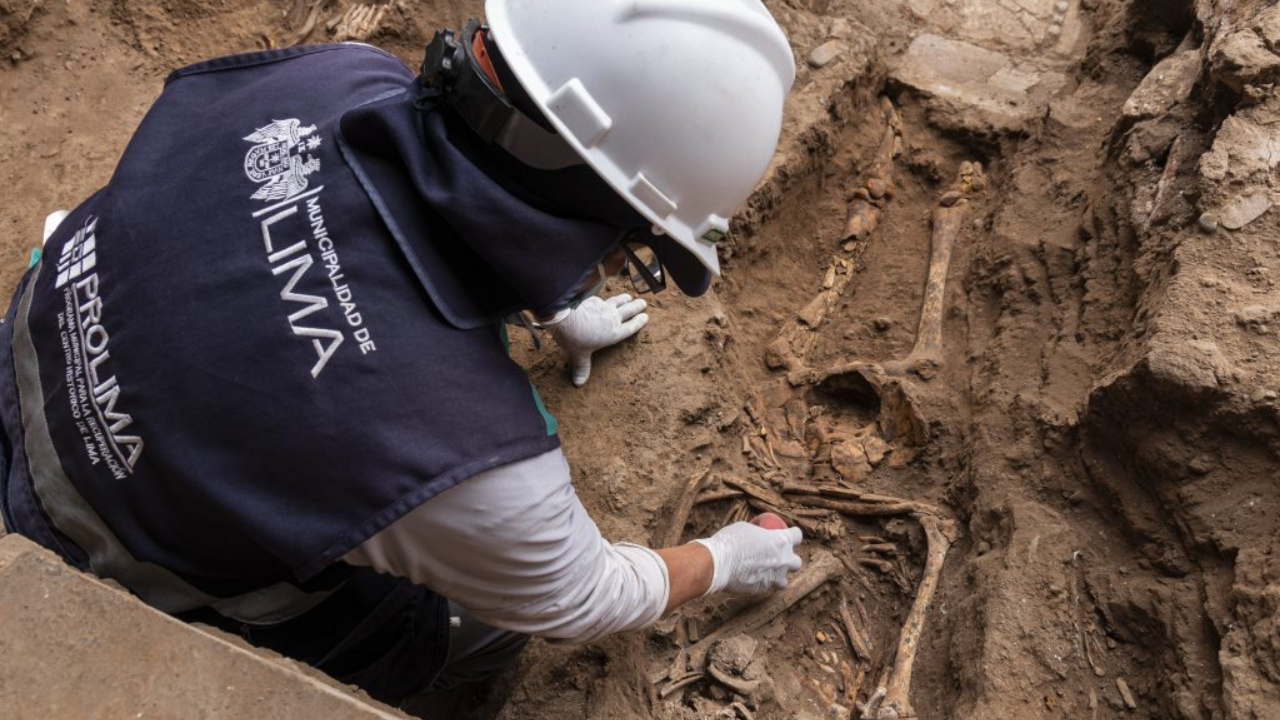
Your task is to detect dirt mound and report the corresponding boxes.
[0,0,39,57]
[2,1,1278,719]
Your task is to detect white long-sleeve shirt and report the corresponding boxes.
[343,448,670,644]
[36,212,667,642]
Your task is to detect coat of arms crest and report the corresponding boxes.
[243,119,322,202]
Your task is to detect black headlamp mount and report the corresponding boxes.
[419,19,517,144]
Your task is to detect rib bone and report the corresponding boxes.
[656,466,712,548]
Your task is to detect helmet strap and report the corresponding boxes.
[419,20,583,170]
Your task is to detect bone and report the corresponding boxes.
[781,480,951,520]
[886,161,985,379]
[800,161,986,390]
[766,257,857,372]
[886,198,967,378]
[722,477,787,507]
[332,2,393,42]
[656,466,713,548]
[843,97,902,247]
[698,487,746,504]
[708,663,761,696]
[839,593,873,663]
[686,551,843,670]
[767,99,902,374]
[658,671,703,699]
[291,0,328,45]
[867,513,958,720]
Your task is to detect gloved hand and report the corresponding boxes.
[549,294,649,387]
[693,520,803,596]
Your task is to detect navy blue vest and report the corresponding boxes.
[0,44,605,612]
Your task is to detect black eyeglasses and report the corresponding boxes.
[621,242,666,295]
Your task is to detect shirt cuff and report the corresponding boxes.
[614,542,670,629]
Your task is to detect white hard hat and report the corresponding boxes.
[484,0,795,276]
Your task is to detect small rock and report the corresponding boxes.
[1116,677,1138,710]
[871,317,892,332]
[828,18,853,39]
[709,635,759,676]
[977,540,992,555]
[1234,305,1276,334]
[861,435,890,466]
[1121,50,1200,119]
[1250,389,1278,403]
[1188,455,1214,475]
[688,428,715,451]
[939,191,963,207]
[1219,192,1273,230]
[1197,213,1219,233]
[808,40,846,69]
[865,178,889,199]
[831,441,872,482]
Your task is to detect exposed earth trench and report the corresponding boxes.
[2,1,1279,719]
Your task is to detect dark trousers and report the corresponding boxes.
[184,568,528,705]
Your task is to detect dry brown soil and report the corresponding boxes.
[2,1,1279,719]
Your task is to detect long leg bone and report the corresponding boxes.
[797,161,987,386]
[779,485,958,719]
[869,513,958,720]
[882,173,974,379]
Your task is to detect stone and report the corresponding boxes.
[0,535,406,719]
[709,634,758,676]
[1234,305,1277,334]
[906,0,1082,52]
[808,40,846,69]
[1198,213,1219,233]
[1211,19,1280,92]
[861,435,890,466]
[1146,338,1234,392]
[1200,115,1280,183]
[1250,389,1278,403]
[828,18,853,40]
[1256,5,1280,50]
[831,440,872,481]
[1122,50,1201,119]
[1219,192,1273,230]
[889,34,1066,135]
[0,0,40,55]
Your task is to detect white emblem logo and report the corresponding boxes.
[55,217,99,289]
[243,119,322,203]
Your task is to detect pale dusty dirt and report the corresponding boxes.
[3,1,1279,719]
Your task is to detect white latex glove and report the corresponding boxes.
[549,294,649,387]
[693,522,804,596]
